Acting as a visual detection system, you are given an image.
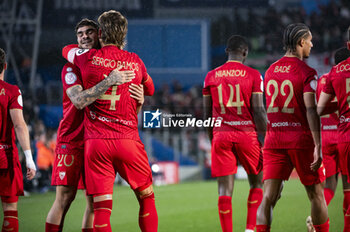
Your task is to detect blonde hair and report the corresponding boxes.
[98,10,127,49]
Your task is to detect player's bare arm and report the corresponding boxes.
[9,109,36,180]
[317,91,338,116]
[251,93,267,143]
[129,83,144,114]
[67,67,135,110]
[203,95,213,143]
[304,92,322,171]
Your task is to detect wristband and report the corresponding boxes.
[24,150,36,171]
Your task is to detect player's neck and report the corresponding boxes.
[227,54,244,63]
[284,50,303,60]
[0,73,4,81]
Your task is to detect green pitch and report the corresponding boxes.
[2,179,343,231]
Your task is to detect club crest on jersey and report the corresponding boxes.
[76,49,89,56]
[59,172,66,180]
[65,72,77,85]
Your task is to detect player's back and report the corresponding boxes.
[74,45,147,140]
[56,63,84,147]
[203,61,262,142]
[325,57,350,142]
[316,73,338,147]
[264,56,317,149]
[0,80,21,147]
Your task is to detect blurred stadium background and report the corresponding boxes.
[0,0,349,197]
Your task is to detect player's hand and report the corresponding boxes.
[26,168,36,180]
[107,66,135,85]
[310,144,322,171]
[129,84,144,105]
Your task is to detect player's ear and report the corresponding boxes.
[242,48,248,58]
[98,29,102,39]
[347,41,350,51]
[299,37,305,47]
[4,62,7,71]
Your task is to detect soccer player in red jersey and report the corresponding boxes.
[306,47,350,232]
[318,26,350,231]
[0,48,36,232]
[203,35,267,232]
[46,19,137,232]
[256,23,329,232]
[62,11,157,232]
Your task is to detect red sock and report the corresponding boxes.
[93,200,112,232]
[344,205,350,232]
[246,188,263,230]
[344,190,350,216]
[256,224,271,232]
[45,222,61,232]
[138,192,158,232]
[3,211,18,232]
[313,218,329,232]
[218,196,232,232]
[324,188,334,206]
[82,229,93,232]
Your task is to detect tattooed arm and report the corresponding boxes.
[67,68,135,110]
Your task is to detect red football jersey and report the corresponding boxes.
[0,80,22,150]
[203,61,263,142]
[56,63,84,147]
[316,73,338,147]
[264,57,317,149]
[63,45,148,140]
[323,57,350,143]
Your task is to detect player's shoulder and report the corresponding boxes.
[330,57,350,76]
[242,63,261,77]
[0,80,20,95]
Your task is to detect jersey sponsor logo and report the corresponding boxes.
[310,79,317,91]
[270,121,301,127]
[89,110,133,125]
[65,72,77,85]
[339,115,350,124]
[274,65,291,73]
[76,49,89,56]
[59,171,66,180]
[336,64,350,73]
[0,144,10,149]
[92,56,140,71]
[215,69,246,78]
[322,125,337,130]
[223,120,253,126]
[0,88,5,95]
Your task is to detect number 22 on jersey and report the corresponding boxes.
[266,79,294,114]
[217,83,244,114]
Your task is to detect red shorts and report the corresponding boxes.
[322,143,340,178]
[51,143,85,189]
[337,142,350,180]
[85,139,153,195]
[263,148,326,186]
[211,140,262,177]
[0,151,23,196]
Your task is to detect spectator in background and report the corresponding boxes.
[36,131,54,193]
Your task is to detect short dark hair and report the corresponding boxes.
[283,23,310,52]
[0,48,5,74]
[75,18,98,33]
[334,47,350,65]
[225,35,248,54]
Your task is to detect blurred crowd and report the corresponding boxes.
[211,1,350,55]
